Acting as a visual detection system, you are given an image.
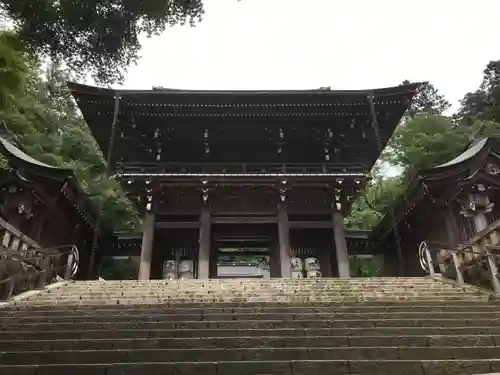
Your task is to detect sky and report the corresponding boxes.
[120,0,500,112]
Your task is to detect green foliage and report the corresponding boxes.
[345,175,405,230]
[382,116,473,173]
[0,31,28,110]
[347,69,500,230]
[403,80,451,117]
[457,61,500,124]
[349,257,382,277]
[0,32,139,231]
[100,257,139,280]
[0,0,204,84]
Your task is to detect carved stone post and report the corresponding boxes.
[333,211,350,278]
[138,211,155,280]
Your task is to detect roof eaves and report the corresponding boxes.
[67,82,421,98]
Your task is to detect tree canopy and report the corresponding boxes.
[404,80,451,118]
[346,70,500,230]
[0,0,205,84]
[457,60,500,125]
[0,32,139,231]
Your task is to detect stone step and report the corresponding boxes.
[17,296,489,306]
[7,300,500,311]
[1,334,499,351]
[2,346,500,365]
[59,285,455,291]
[54,279,459,284]
[33,290,483,296]
[66,277,444,283]
[51,290,467,296]
[40,287,477,294]
[21,291,487,299]
[1,359,499,375]
[2,303,499,316]
[3,318,500,331]
[4,326,500,340]
[43,288,467,296]
[26,293,485,302]
[2,311,499,324]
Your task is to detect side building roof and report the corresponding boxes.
[0,136,106,232]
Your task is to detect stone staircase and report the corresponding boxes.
[0,277,500,374]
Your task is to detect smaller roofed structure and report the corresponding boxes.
[371,137,500,275]
[0,136,113,279]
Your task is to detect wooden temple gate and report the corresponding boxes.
[69,82,417,280]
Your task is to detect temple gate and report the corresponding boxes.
[69,83,417,279]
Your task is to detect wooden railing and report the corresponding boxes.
[420,220,500,294]
[0,245,76,301]
[0,216,40,254]
[0,215,79,301]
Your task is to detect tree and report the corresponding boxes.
[382,116,472,173]
[403,80,451,117]
[347,112,500,230]
[345,176,405,230]
[1,0,205,84]
[0,31,28,110]
[457,60,500,124]
[0,32,139,231]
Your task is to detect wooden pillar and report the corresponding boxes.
[319,247,333,277]
[277,203,292,278]
[333,211,350,278]
[138,211,155,280]
[197,209,211,279]
[269,239,281,278]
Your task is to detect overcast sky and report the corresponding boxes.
[120,0,500,111]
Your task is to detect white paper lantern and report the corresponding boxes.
[292,271,303,279]
[305,257,320,271]
[179,260,193,273]
[291,257,303,271]
[163,260,177,279]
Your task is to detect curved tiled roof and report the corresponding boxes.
[0,136,71,173]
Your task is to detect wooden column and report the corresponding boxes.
[138,211,155,280]
[277,203,292,278]
[197,209,211,279]
[319,247,333,277]
[333,211,350,278]
[269,239,281,278]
